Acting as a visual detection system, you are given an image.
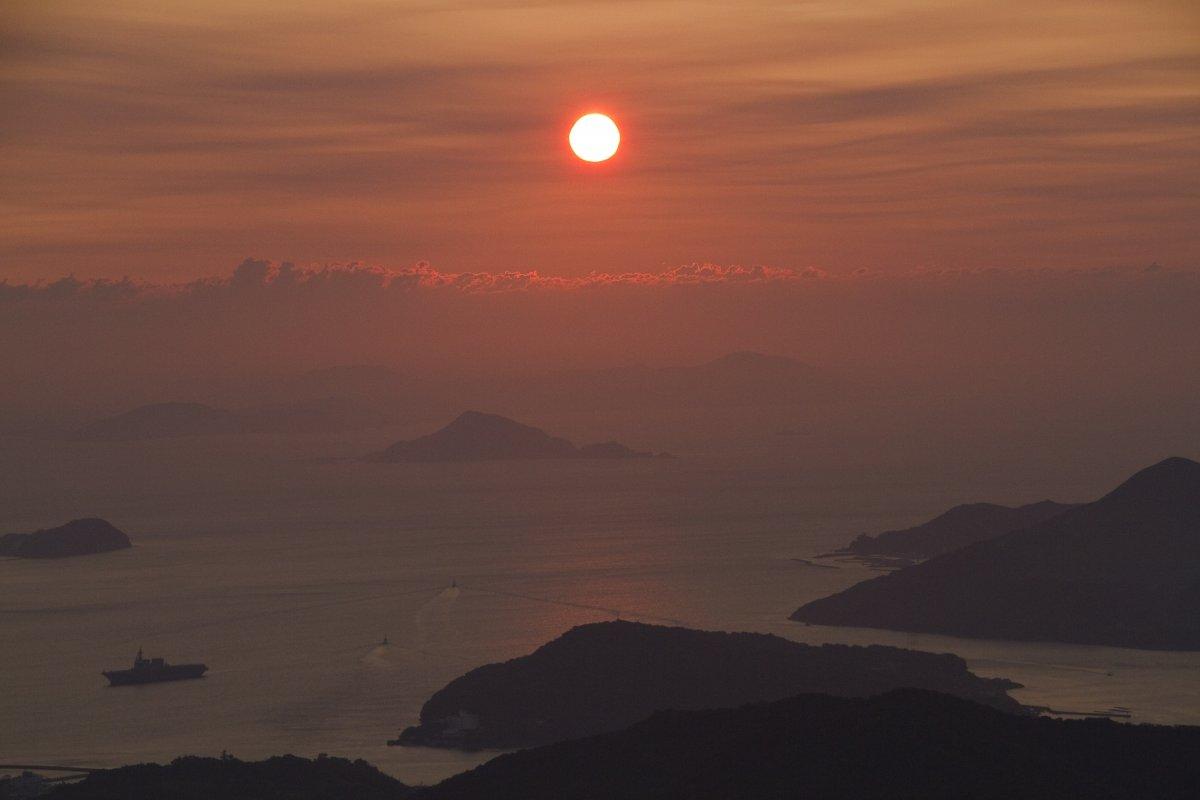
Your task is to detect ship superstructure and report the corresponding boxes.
[102,648,207,686]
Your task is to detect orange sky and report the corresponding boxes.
[2,0,1198,281]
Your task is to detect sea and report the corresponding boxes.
[2,425,1198,786]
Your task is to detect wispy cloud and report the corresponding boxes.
[2,1,1197,279]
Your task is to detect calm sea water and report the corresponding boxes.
[2,428,1197,785]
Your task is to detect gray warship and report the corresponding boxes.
[103,648,207,686]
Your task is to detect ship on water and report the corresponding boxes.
[102,648,207,686]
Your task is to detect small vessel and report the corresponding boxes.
[102,648,207,686]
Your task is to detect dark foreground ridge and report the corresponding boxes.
[38,754,415,800]
[793,457,1200,650]
[841,499,1077,561]
[428,689,1200,800]
[41,691,1200,800]
[368,411,667,462]
[0,518,131,559]
[392,620,1022,750]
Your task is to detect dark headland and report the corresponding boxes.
[41,692,1200,800]
[391,620,1022,750]
[793,457,1200,650]
[838,499,1077,562]
[0,518,131,559]
[367,411,668,463]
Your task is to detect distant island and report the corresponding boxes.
[367,412,669,463]
[390,620,1022,750]
[836,499,1077,563]
[0,518,131,559]
[70,353,850,442]
[41,691,1200,800]
[76,397,395,440]
[792,457,1200,650]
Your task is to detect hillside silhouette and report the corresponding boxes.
[427,689,1200,800]
[793,457,1200,650]
[43,692,1200,800]
[842,500,1077,560]
[392,620,1021,750]
[40,754,413,800]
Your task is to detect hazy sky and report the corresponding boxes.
[3,0,1198,281]
[3,261,1198,419]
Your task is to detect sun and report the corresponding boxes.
[569,113,620,162]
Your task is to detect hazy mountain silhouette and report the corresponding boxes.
[66,353,850,441]
[465,351,856,413]
[76,397,394,440]
[391,620,1022,750]
[842,500,1077,560]
[0,518,131,559]
[234,395,395,433]
[619,351,851,407]
[368,412,662,463]
[280,364,406,401]
[75,402,242,440]
[793,457,1200,650]
[426,689,1200,800]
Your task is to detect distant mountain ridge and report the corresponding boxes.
[76,402,241,439]
[368,412,667,463]
[842,500,1078,560]
[793,457,1200,650]
[391,620,1022,750]
[0,518,131,559]
[71,352,843,440]
[76,397,394,440]
[276,364,408,403]
[476,351,855,412]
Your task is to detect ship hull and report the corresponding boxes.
[103,664,207,686]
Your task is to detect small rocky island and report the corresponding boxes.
[390,620,1023,750]
[368,411,668,462]
[793,457,1200,650]
[0,518,132,559]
